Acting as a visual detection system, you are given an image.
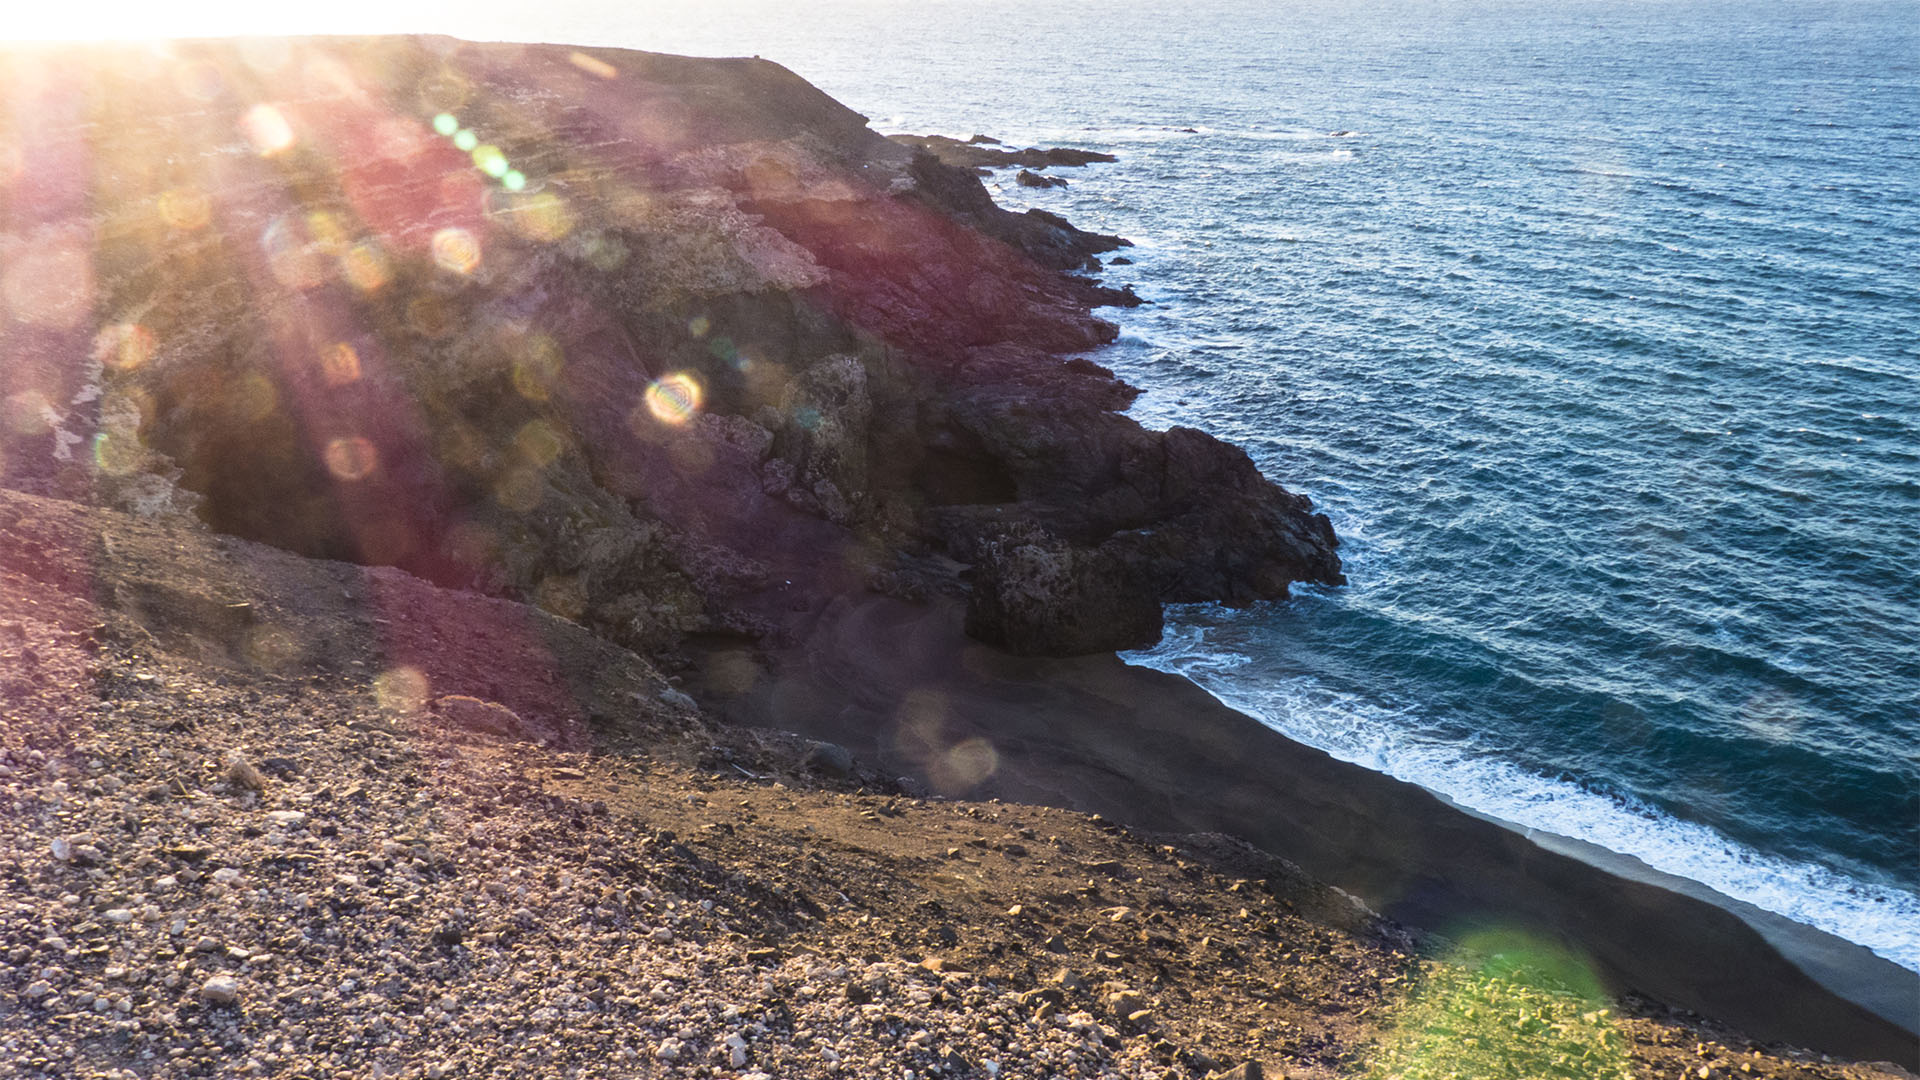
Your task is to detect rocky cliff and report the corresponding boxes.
[0,34,1341,659]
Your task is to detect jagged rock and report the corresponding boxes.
[963,524,1164,655]
[1016,170,1068,189]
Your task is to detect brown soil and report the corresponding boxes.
[1,487,1913,1080]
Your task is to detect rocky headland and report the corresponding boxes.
[1,34,1914,1079]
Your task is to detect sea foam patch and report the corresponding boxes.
[1128,623,1920,975]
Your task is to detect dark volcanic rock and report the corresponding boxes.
[1016,169,1069,188]
[963,523,1163,656]
[0,34,1338,660]
[889,133,1119,170]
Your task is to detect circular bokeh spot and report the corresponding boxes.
[374,666,430,715]
[430,228,481,275]
[644,371,704,426]
[324,435,379,481]
[96,323,157,372]
[321,343,363,386]
[158,187,212,231]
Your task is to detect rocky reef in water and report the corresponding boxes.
[0,34,1341,659]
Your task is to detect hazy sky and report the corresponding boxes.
[0,0,803,46]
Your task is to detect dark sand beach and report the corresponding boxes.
[685,594,1920,1065]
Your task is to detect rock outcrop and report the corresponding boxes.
[888,132,1120,170]
[0,34,1340,658]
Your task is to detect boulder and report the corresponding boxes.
[963,524,1164,656]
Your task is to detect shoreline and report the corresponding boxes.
[684,593,1920,1066]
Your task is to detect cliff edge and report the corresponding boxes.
[0,35,1340,659]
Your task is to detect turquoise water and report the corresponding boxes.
[595,0,1920,967]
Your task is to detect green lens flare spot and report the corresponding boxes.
[453,129,478,152]
[502,170,527,192]
[472,145,509,178]
[431,113,459,137]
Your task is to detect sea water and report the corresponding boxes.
[592,0,1920,969]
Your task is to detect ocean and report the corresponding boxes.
[590,0,1920,971]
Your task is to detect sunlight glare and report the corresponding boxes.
[240,104,297,156]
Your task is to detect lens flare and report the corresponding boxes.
[4,391,56,437]
[453,129,479,153]
[94,323,156,372]
[934,737,999,794]
[340,241,391,292]
[502,170,527,192]
[501,190,573,244]
[512,337,564,401]
[324,436,379,481]
[513,419,566,468]
[432,112,459,137]
[305,211,349,255]
[243,624,303,671]
[1364,931,1630,1080]
[158,187,212,231]
[2,233,93,327]
[232,372,280,423]
[578,231,629,271]
[569,51,619,79]
[374,666,430,715]
[687,315,711,338]
[239,104,296,156]
[321,343,362,386]
[91,431,144,476]
[472,144,509,178]
[430,228,481,276]
[374,117,426,163]
[261,217,328,291]
[644,372,704,426]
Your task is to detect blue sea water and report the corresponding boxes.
[590,0,1920,968]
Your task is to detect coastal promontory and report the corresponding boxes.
[2,34,1914,1080]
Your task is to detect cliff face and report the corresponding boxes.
[0,35,1340,657]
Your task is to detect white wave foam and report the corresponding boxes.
[1128,627,1920,973]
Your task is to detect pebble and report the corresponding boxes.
[656,1038,684,1062]
[267,810,307,827]
[200,975,242,1005]
[104,908,135,924]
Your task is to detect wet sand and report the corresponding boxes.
[686,593,1920,1066]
